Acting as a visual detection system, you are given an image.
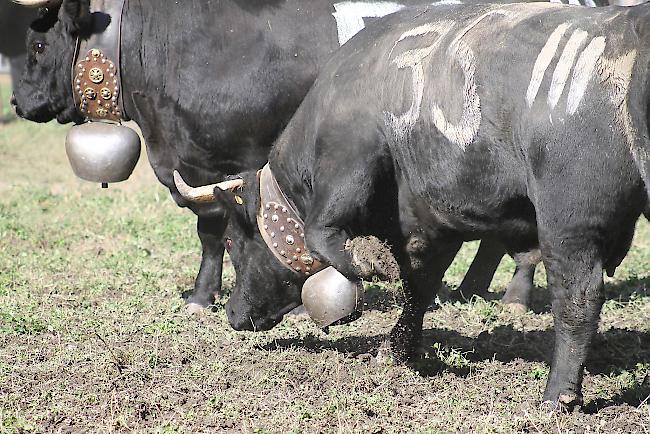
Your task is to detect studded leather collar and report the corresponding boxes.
[256,164,325,277]
[71,0,128,123]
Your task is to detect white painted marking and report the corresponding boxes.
[332,2,405,45]
[386,21,455,140]
[387,7,512,150]
[430,0,463,5]
[584,0,597,6]
[597,51,645,178]
[566,36,605,114]
[397,22,446,42]
[526,23,571,107]
[568,0,581,5]
[431,39,481,150]
[547,28,588,109]
[449,8,512,47]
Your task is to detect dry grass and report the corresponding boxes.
[1,103,649,432]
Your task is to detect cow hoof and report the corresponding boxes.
[540,393,581,413]
[502,302,528,315]
[185,302,206,315]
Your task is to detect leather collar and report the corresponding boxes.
[71,0,128,123]
[256,164,325,277]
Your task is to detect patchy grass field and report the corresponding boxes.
[1,88,649,432]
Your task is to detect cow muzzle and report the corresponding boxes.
[10,0,62,7]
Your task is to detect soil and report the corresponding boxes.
[346,236,401,282]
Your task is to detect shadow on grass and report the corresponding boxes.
[260,323,650,409]
[438,275,650,315]
[583,380,650,414]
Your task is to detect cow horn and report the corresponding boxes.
[11,0,62,7]
[173,170,244,203]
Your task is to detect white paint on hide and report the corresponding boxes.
[566,36,605,115]
[430,0,463,5]
[449,8,512,47]
[332,2,405,45]
[597,50,647,178]
[431,39,481,151]
[547,28,588,110]
[386,21,455,141]
[526,23,571,107]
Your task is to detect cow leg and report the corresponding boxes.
[456,239,506,299]
[500,249,541,313]
[541,240,604,410]
[185,216,227,311]
[390,236,463,359]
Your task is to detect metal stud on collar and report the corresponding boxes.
[256,164,324,277]
[74,48,122,121]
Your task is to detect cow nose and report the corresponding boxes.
[10,93,16,106]
[225,301,254,331]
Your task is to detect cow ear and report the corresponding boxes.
[60,0,92,34]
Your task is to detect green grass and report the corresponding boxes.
[0,117,649,432]
[1,75,14,120]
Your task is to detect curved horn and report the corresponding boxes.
[11,0,62,7]
[173,170,244,203]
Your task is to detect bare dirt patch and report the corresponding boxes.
[1,121,649,432]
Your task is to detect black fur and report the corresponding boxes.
[220,3,650,409]
[11,0,428,308]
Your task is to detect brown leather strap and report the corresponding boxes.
[72,0,128,122]
[256,164,325,277]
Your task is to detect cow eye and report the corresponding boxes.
[225,239,233,253]
[32,42,46,54]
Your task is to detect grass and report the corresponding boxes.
[1,97,649,432]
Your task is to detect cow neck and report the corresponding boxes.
[71,0,128,123]
[256,163,325,277]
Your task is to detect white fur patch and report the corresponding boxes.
[332,2,406,45]
[566,36,606,115]
[526,23,571,107]
[547,28,588,110]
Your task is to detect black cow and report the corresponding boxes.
[10,0,429,311]
[0,2,34,108]
[178,3,650,408]
[9,0,608,315]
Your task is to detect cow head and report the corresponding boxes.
[11,0,91,124]
[174,170,305,331]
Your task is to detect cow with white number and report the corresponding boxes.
[176,3,650,409]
